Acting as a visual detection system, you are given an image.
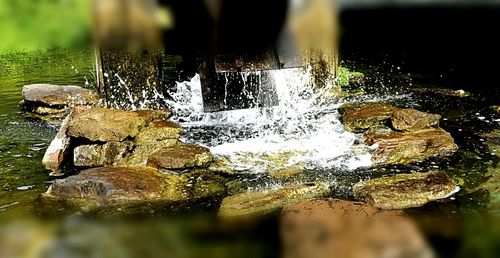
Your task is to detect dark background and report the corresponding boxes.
[340,4,500,92]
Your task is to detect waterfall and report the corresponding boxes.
[166,68,372,174]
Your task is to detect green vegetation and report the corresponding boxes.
[336,66,365,89]
[0,0,91,51]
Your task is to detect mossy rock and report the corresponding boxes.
[339,102,398,132]
[218,182,330,221]
[353,172,459,209]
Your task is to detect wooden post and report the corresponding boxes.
[93,0,167,110]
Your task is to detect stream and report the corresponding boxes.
[0,49,499,258]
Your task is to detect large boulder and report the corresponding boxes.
[391,108,441,132]
[67,108,171,142]
[339,102,398,132]
[281,199,434,258]
[22,84,98,107]
[147,144,213,170]
[353,172,459,209]
[218,183,330,221]
[41,166,226,210]
[365,127,458,165]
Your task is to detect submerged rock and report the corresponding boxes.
[67,108,171,142]
[411,87,470,98]
[218,182,330,220]
[353,172,459,209]
[339,102,398,132]
[365,127,458,165]
[281,199,434,258]
[22,84,98,107]
[147,144,213,170]
[41,166,226,210]
[391,108,441,132]
[478,130,500,215]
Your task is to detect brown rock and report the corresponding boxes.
[41,167,226,210]
[365,127,458,165]
[22,84,98,107]
[218,183,330,220]
[42,107,88,173]
[281,199,434,258]
[147,143,213,169]
[73,142,132,167]
[391,108,441,132]
[67,108,171,142]
[339,102,398,132]
[42,166,168,208]
[119,139,179,166]
[353,172,459,209]
[134,120,183,145]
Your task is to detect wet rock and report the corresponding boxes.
[41,167,226,210]
[119,139,180,166]
[339,102,398,132]
[281,199,434,258]
[478,130,500,215]
[147,143,213,170]
[22,84,98,107]
[365,127,458,165]
[67,108,172,142]
[391,108,441,132]
[73,142,132,167]
[218,182,330,220]
[490,105,500,114]
[134,120,183,145]
[353,172,459,209]
[42,166,168,209]
[411,87,470,97]
[42,107,87,173]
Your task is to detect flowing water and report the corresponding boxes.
[1,49,499,257]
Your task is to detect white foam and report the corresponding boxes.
[168,68,374,173]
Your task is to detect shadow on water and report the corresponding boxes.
[0,48,499,257]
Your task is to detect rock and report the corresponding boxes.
[134,120,183,145]
[73,142,132,167]
[490,105,500,114]
[42,107,88,172]
[365,127,458,165]
[218,183,330,220]
[42,166,168,209]
[22,84,98,107]
[119,139,180,166]
[339,102,398,132]
[147,143,213,170]
[281,199,434,258]
[391,108,441,132]
[41,167,226,210]
[478,130,500,215]
[411,87,470,97]
[67,108,172,142]
[353,172,460,209]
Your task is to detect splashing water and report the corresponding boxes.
[167,68,372,174]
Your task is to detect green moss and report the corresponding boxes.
[336,66,366,89]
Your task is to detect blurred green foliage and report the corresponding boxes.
[0,0,91,51]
